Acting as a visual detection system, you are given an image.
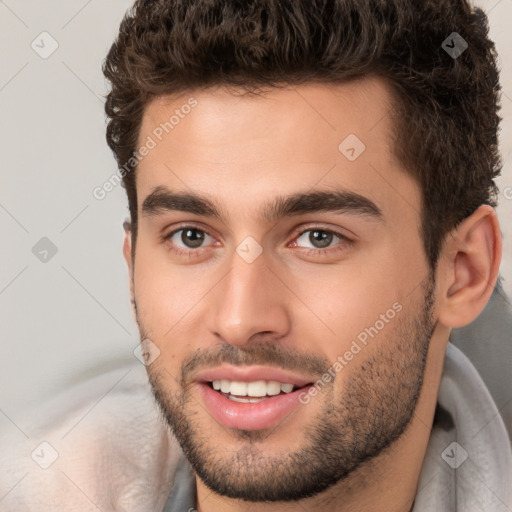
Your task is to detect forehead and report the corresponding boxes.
[139,77,395,154]
[135,77,420,222]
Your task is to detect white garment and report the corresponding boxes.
[1,343,510,511]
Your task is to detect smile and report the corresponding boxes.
[194,370,314,431]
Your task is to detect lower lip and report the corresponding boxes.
[198,383,311,431]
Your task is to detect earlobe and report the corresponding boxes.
[438,205,502,328]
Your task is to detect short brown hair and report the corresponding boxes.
[102,0,502,269]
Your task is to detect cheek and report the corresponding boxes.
[135,238,203,304]
[285,252,415,362]
[132,246,213,357]
[287,263,392,325]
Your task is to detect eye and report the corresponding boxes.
[165,227,215,250]
[292,228,351,253]
[162,225,351,260]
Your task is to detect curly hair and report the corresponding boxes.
[102,0,502,270]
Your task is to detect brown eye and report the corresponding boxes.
[309,230,334,248]
[181,228,205,248]
[166,227,213,249]
[295,229,345,250]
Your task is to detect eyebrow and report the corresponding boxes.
[141,185,383,223]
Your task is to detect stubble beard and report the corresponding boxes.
[140,277,436,502]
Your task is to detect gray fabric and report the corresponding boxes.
[411,342,512,511]
[162,454,196,512]
[450,278,512,442]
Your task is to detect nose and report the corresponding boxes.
[207,246,291,347]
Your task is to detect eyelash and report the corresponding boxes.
[162,224,353,258]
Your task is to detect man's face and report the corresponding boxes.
[127,78,436,501]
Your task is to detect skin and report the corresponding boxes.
[122,77,502,512]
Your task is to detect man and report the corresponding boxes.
[1,0,511,511]
[103,0,512,510]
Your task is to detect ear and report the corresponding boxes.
[122,219,133,273]
[122,219,135,307]
[437,205,502,328]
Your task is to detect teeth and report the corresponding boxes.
[266,381,282,396]
[280,383,294,393]
[230,381,247,396]
[247,381,267,397]
[211,380,296,397]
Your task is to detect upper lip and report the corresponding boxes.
[194,364,315,387]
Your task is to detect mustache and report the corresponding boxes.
[180,341,331,384]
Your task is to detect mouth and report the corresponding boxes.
[207,379,303,403]
[195,367,315,431]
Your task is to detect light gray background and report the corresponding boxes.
[1,0,511,428]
